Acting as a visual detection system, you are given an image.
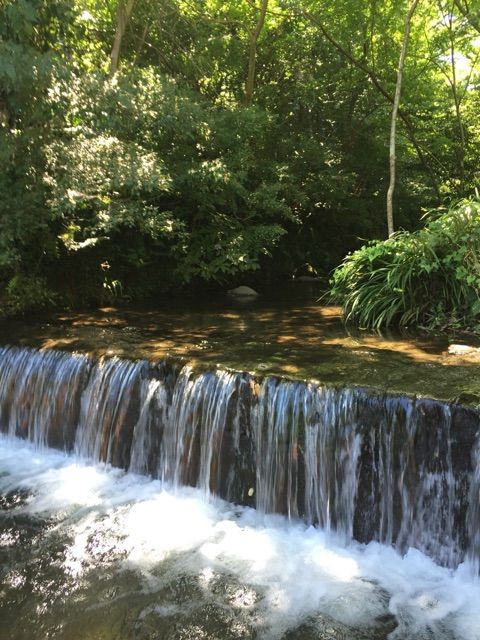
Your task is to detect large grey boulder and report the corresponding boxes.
[228,286,259,297]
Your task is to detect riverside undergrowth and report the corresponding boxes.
[330,199,480,333]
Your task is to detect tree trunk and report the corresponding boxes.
[109,0,136,77]
[446,8,467,192]
[386,0,420,238]
[133,24,149,67]
[244,0,269,106]
[301,8,441,200]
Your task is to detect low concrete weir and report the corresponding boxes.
[0,344,479,571]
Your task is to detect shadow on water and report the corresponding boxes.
[0,281,479,401]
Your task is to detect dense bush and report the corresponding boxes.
[3,275,57,315]
[330,199,480,331]
[43,70,293,301]
[1,1,479,319]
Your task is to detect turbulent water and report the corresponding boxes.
[1,437,480,640]
[1,345,480,638]
[0,346,479,568]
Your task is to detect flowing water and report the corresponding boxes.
[2,437,480,640]
[2,283,480,402]
[1,344,480,638]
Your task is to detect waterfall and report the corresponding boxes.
[0,346,90,449]
[158,366,242,494]
[302,386,361,538]
[0,344,479,571]
[74,356,145,465]
[467,437,480,575]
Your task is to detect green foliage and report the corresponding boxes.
[0,0,480,320]
[47,132,173,244]
[31,68,295,301]
[3,274,57,316]
[330,199,480,331]
[0,0,72,274]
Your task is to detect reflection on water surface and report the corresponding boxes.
[1,283,479,400]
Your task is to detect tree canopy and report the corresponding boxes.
[0,0,479,312]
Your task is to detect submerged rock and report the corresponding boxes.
[228,286,259,297]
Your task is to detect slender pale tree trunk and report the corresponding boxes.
[245,0,269,106]
[109,0,136,77]
[446,10,467,192]
[386,0,420,238]
[301,9,441,200]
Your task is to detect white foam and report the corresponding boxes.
[1,435,480,639]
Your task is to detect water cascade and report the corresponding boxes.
[0,344,479,571]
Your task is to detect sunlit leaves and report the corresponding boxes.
[47,133,172,248]
[1,0,480,314]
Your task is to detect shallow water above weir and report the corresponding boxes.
[1,283,480,402]
[1,437,480,640]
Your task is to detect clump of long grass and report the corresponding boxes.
[330,199,480,331]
